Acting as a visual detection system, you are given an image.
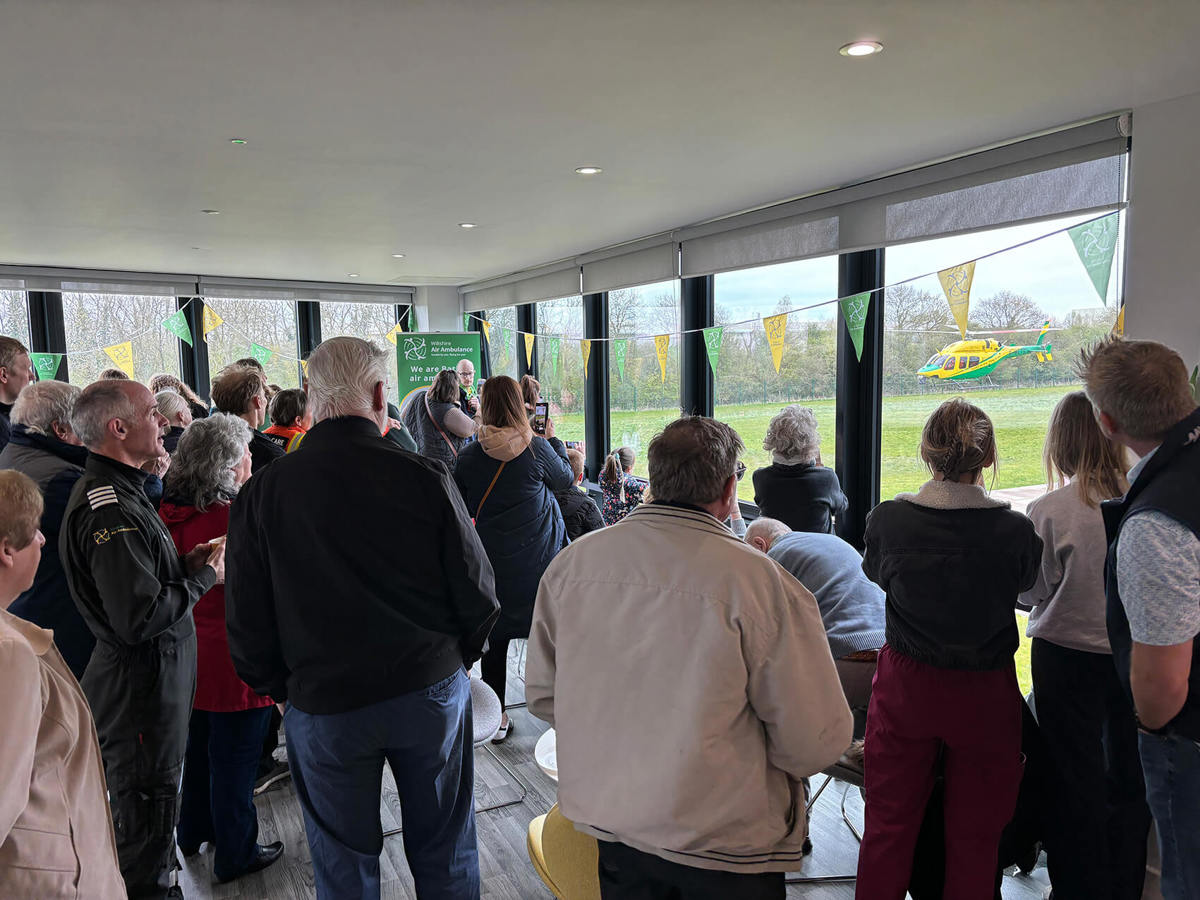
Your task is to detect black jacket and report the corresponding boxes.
[0,425,95,677]
[752,462,848,533]
[226,416,500,715]
[863,480,1041,670]
[162,425,186,455]
[1104,407,1200,739]
[249,428,285,473]
[0,400,12,454]
[554,485,604,542]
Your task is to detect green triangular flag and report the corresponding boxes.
[161,309,193,347]
[702,327,723,374]
[30,353,63,381]
[408,308,415,331]
[613,339,628,381]
[250,342,274,366]
[839,291,872,362]
[1067,215,1119,306]
[546,337,560,376]
[463,313,470,331]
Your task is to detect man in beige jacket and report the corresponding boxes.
[526,416,852,899]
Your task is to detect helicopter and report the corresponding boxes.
[918,321,1053,381]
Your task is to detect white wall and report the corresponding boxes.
[413,285,462,332]
[1126,90,1200,366]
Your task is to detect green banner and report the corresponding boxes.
[702,326,723,374]
[250,342,274,366]
[545,337,561,376]
[30,353,63,381]
[839,292,871,362]
[1068,214,1119,306]
[396,332,483,409]
[613,339,628,381]
[161,309,193,346]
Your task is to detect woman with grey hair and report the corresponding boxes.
[158,414,284,882]
[752,405,848,533]
[155,389,192,454]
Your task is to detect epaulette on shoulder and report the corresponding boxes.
[86,484,119,511]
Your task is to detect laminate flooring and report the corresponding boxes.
[177,651,1158,900]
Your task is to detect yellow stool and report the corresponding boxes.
[527,803,601,900]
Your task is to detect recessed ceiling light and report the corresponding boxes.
[229,138,247,145]
[201,209,220,215]
[347,273,359,278]
[839,41,882,57]
[391,253,406,259]
[575,166,603,175]
[458,222,477,229]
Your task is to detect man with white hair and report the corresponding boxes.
[746,517,886,736]
[0,380,97,677]
[527,417,851,899]
[226,336,500,900]
[0,334,36,453]
[60,379,225,899]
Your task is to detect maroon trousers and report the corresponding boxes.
[855,646,1023,900]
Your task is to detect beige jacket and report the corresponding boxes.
[526,504,852,873]
[0,609,125,899]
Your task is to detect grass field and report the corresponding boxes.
[564,383,1076,502]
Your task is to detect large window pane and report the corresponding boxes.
[1,291,30,348]
[608,280,681,478]
[205,298,301,389]
[62,293,181,386]
[482,305,518,380]
[534,296,585,442]
[320,301,400,406]
[882,212,1124,504]
[713,257,840,502]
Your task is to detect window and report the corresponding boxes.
[0,291,30,348]
[61,292,182,386]
[607,280,681,479]
[881,212,1123,503]
[713,256,839,501]
[482,305,518,380]
[533,295,585,442]
[204,297,301,389]
[320,301,401,406]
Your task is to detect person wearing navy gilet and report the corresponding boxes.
[1080,335,1200,900]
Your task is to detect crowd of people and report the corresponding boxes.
[0,328,1196,900]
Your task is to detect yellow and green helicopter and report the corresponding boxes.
[918,321,1053,381]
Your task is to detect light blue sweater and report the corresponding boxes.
[768,531,886,659]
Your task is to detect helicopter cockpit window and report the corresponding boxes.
[968,356,980,367]
[943,357,957,371]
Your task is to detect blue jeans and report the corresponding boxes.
[1139,731,1200,900]
[177,706,273,880]
[284,669,478,900]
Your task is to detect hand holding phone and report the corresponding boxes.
[532,401,549,435]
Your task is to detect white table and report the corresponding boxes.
[534,727,557,782]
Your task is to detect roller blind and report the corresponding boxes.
[460,263,580,310]
[198,276,411,305]
[0,267,199,297]
[579,241,678,294]
[680,214,839,277]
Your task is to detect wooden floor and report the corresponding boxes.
[178,652,1157,900]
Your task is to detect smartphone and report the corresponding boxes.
[532,401,549,435]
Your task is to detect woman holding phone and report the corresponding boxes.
[454,375,574,742]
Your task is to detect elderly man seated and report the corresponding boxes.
[527,417,851,900]
[746,517,886,736]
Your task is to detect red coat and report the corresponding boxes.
[159,500,274,713]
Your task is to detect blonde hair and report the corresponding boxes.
[1077,335,1197,440]
[480,375,528,429]
[920,398,997,481]
[0,470,43,549]
[1044,391,1129,507]
[565,448,586,481]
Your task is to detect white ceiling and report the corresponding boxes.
[1,0,1198,288]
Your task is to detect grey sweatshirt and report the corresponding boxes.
[1021,480,1113,654]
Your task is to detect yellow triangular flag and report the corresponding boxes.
[580,339,591,377]
[763,313,788,373]
[481,320,492,345]
[524,333,535,368]
[384,322,404,346]
[1113,305,1125,336]
[301,360,308,376]
[103,341,135,378]
[201,304,224,341]
[654,334,670,383]
[937,261,976,338]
